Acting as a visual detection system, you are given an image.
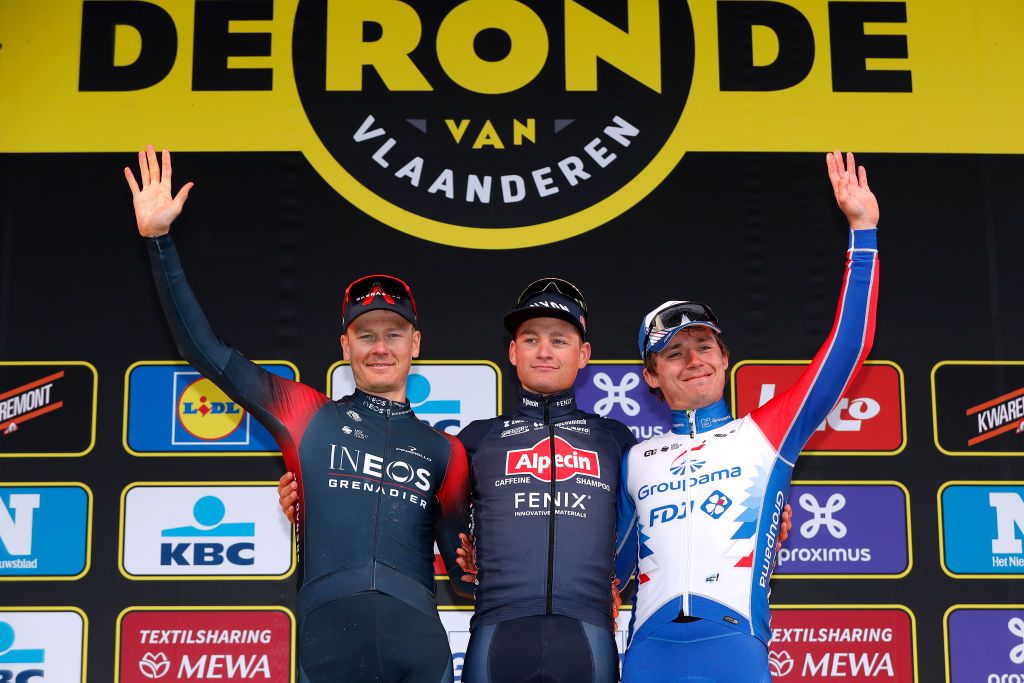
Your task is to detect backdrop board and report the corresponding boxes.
[3,2,1024,681]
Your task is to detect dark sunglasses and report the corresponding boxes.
[342,274,417,318]
[643,301,718,353]
[515,277,588,314]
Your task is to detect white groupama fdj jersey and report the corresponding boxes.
[615,229,879,649]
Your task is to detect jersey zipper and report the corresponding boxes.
[545,395,556,615]
[684,409,695,615]
[370,405,392,590]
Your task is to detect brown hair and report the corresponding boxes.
[644,329,730,402]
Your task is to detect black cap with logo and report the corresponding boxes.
[503,277,589,339]
[341,274,418,332]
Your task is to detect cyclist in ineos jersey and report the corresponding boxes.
[615,152,880,682]
[126,146,474,683]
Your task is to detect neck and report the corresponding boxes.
[517,386,577,420]
[669,398,733,436]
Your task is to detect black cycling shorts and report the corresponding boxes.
[462,614,619,683]
[299,591,453,683]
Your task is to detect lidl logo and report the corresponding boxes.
[116,607,293,682]
[945,607,1024,683]
[940,483,1024,577]
[120,484,294,579]
[124,361,298,456]
[776,483,911,578]
[575,362,668,441]
[329,361,500,434]
[0,609,86,683]
[0,485,91,580]
[176,378,244,441]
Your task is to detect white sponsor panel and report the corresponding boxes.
[330,362,499,434]
[121,485,293,578]
[0,610,85,682]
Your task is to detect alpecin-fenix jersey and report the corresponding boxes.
[146,234,474,620]
[615,228,879,648]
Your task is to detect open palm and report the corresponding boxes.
[124,145,193,237]
[826,151,879,229]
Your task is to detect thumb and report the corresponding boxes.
[173,181,194,209]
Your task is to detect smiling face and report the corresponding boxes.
[509,317,591,396]
[643,326,729,411]
[340,309,421,402]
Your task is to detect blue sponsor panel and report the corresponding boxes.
[575,362,668,441]
[941,483,1024,576]
[124,362,297,455]
[0,485,90,579]
[776,483,911,577]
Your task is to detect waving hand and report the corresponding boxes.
[124,144,193,237]
[826,151,879,230]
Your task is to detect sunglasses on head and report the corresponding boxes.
[644,301,718,353]
[515,277,588,314]
[342,274,417,318]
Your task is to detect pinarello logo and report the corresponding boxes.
[769,608,916,681]
[505,436,600,482]
[292,0,694,248]
[733,362,904,453]
[176,378,244,441]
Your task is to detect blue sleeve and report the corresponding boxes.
[614,449,639,588]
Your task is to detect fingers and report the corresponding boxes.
[846,152,855,181]
[826,151,841,195]
[124,167,140,196]
[138,151,149,188]
[161,148,172,187]
[146,144,160,186]
[173,181,194,210]
[858,165,869,191]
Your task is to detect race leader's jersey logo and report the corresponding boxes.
[505,436,600,482]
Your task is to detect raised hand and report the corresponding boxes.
[826,151,879,230]
[124,144,193,237]
[278,472,298,524]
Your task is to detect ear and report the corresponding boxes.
[578,341,592,369]
[642,363,660,390]
[508,339,518,367]
[411,329,422,359]
[722,353,729,371]
[340,333,350,361]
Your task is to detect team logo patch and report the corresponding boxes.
[700,490,732,518]
[505,436,600,482]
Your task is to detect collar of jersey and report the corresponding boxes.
[517,387,577,420]
[349,388,413,417]
[670,398,732,435]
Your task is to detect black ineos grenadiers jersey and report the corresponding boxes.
[459,388,636,630]
[146,235,474,618]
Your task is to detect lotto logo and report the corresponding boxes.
[732,361,905,455]
[701,491,732,518]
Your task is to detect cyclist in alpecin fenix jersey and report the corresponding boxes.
[126,145,474,683]
[615,152,881,683]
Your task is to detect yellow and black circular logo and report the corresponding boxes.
[293,0,694,248]
[177,378,245,441]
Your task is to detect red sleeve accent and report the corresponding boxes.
[437,432,470,517]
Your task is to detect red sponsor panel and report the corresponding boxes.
[769,608,916,681]
[505,436,600,482]
[733,362,904,453]
[117,608,293,682]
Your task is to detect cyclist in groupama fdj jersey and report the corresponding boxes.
[126,146,474,683]
[615,152,880,682]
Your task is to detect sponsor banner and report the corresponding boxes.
[439,609,628,682]
[939,482,1024,577]
[769,606,917,681]
[575,362,668,441]
[115,607,294,683]
[944,606,1024,683]
[123,361,298,456]
[0,607,87,683]
[119,483,295,580]
[732,361,906,455]
[776,482,911,578]
[329,361,501,435]
[931,361,1024,455]
[0,483,92,580]
[0,361,97,457]
[4,2,1024,248]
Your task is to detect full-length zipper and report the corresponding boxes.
[369,406,392,590]
[683,409,695,615]
[545,396,556,614]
